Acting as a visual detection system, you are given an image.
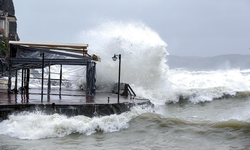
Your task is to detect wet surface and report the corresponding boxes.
[0,88,148,105]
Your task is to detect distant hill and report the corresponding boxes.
[166,54,250,70]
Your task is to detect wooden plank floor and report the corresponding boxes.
[0,88,148,105]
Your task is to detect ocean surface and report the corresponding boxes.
[0,22,250,150]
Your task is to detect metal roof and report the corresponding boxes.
[9,41,93,70]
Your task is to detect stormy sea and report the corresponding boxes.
[0,22,250,150]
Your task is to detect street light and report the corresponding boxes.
[112,54,121,103]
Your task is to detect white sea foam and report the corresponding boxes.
[0,106,152,140]
[167,69,250,103]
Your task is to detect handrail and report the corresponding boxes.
[127,84,136,97]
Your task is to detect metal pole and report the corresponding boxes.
[7,64,12,93]
[41,53,44,102]
[59,64,62,95]
[21,69,24,90]
[14,70,18,93]
[26,69,30,93]
[117,54,121,103]
[24,69,27,92]
[47,62,51,95]
[86,60,90,96]
[8,44,12,93]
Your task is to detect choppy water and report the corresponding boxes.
[1,99,250,150]
[1,21,250,149]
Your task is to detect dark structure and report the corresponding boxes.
[0,0,19,76]
[0,0,15,15]
[8,41,98,97]
[0,0,19,41]
[0,100,152,121]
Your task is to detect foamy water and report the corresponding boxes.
[166,69,250,103]
[0,106,152,140]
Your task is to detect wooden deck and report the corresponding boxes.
[0,87,152,120]
[0,87,148,105]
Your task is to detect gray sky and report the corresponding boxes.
[13,0,250,56]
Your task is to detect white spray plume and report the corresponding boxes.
[77,21,170,102]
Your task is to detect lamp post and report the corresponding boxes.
[112,54,121,103]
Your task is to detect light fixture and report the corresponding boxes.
[112,54,117,61]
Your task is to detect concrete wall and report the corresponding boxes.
[0,101,153,120]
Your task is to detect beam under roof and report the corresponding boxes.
[9,41,88,50]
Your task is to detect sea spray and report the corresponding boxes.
[76,21,250,104]
[28,21,250,104]
[77,21,174,103]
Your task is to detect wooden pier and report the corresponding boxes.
[0,41,152,120]
[0,88,152,120]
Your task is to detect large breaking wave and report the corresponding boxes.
[76,21,250,104]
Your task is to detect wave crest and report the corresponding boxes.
[0,106,152,140]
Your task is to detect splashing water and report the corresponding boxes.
[0,106,152,140]
[77,21,172,103]
[76,21,250,104]
[27,21,250,104]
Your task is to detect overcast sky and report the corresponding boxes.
[13,0,250,56]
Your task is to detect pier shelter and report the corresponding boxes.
[7,41,99,97]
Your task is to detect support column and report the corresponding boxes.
[41,53,44,102]
[86,61,96,96]
[47,62,51,95]
[7,64,12,93]
[86,60,91,96]
[26,69,30,93]
[14,69,18,93]
[21,69,24,91]
[59,64,62,95]
[92,62,96,95]
[23,69,27,92]
[8,46,12,93]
